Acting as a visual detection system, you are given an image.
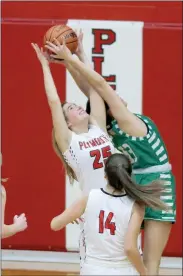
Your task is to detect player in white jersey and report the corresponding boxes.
[32,42,114,190]
[1,154,27,238]
[32,42,115,266]
[46,32,175,275]
[51,153,168,275]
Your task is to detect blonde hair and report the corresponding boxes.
[52,130,77,184]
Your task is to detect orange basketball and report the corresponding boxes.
[43,25,78,54]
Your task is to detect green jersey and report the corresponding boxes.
[111,114,170,171]
[111,114,176,223]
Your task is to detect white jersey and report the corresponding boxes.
[63,125,115,194]
[83,189,135,265]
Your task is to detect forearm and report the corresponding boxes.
[68,56,102,90]
[126,248,146,275]
[2,224,18,238]
[77,51,92,69]
[50,213,72,231]
[67,56,131,122]
[42,64,60,103]
[51,196,87,231]
[67,55,118,106]
[65,61,89,98]
[65,53,93,98]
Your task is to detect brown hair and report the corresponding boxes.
[51,102,78,184]
[105,153,169,211]
[52,130,77,185]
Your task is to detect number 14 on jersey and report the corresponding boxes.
[99,210,116,235]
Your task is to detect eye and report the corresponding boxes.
[69,105,73,110]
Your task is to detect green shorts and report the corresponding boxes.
[133,171,176,223]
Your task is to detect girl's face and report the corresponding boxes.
[63,103,89,128]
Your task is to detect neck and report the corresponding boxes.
[105,183,125,195]
[71,122,89,134]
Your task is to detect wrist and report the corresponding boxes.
[10,223,19,234]
[42,61,49,68]
[76,47,85,56]
[77,51,85,61]
[42,63,50,72]
[67,54,76,63]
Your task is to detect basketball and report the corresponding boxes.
[43,25,78,54]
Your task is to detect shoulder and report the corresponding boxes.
[132,202,145,218]
[89,123,108,136]
[135,113,154,125]
[88,189,102,200]
[110,119,125,135]
[88,124,103,135]
[86,189,102,208]
[89,116,98,126]
[61,131,79,154]
[89,116,107,133]
[90,188,102,195]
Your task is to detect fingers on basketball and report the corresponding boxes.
[53,38,60,47]
[44,25,78,54]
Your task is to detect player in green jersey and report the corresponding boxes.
[47,33,176,276]
[85,91,176,276]
[85,91,175,276]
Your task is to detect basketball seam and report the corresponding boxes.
[54,28,73,41]
[43,35,46,44]
[66,40,78,45]
[48,26,57,42]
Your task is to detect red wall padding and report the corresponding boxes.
[1,1,182,256]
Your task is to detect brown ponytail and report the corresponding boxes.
[117,168,168,210]
[52,130,77,184]
[105,153,169,211]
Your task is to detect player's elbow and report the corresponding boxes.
[48,98,61,109]
[50,218,60,231]
[1,230,6,239]
[1,225,8,239]
[124,242,136,256]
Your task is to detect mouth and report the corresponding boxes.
[79,110,85,115]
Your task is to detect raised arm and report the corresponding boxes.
[46,40,146,137]
[65,58,91,98]
[51,195,88,231]
[68,57,147,137]
[66,29,92,99]
[74,30,107,130]
[124,203,147,276]
[46,34,107,132]
[31,43,71,152]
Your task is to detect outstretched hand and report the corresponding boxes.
[31,43,49,66]
[44,50,66,65]
[45,38,72,61]
[74,28,84,56]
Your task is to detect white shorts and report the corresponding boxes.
[81,262,139,275]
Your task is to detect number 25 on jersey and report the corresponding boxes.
[99,210,116,235]
[90,146,112,170]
